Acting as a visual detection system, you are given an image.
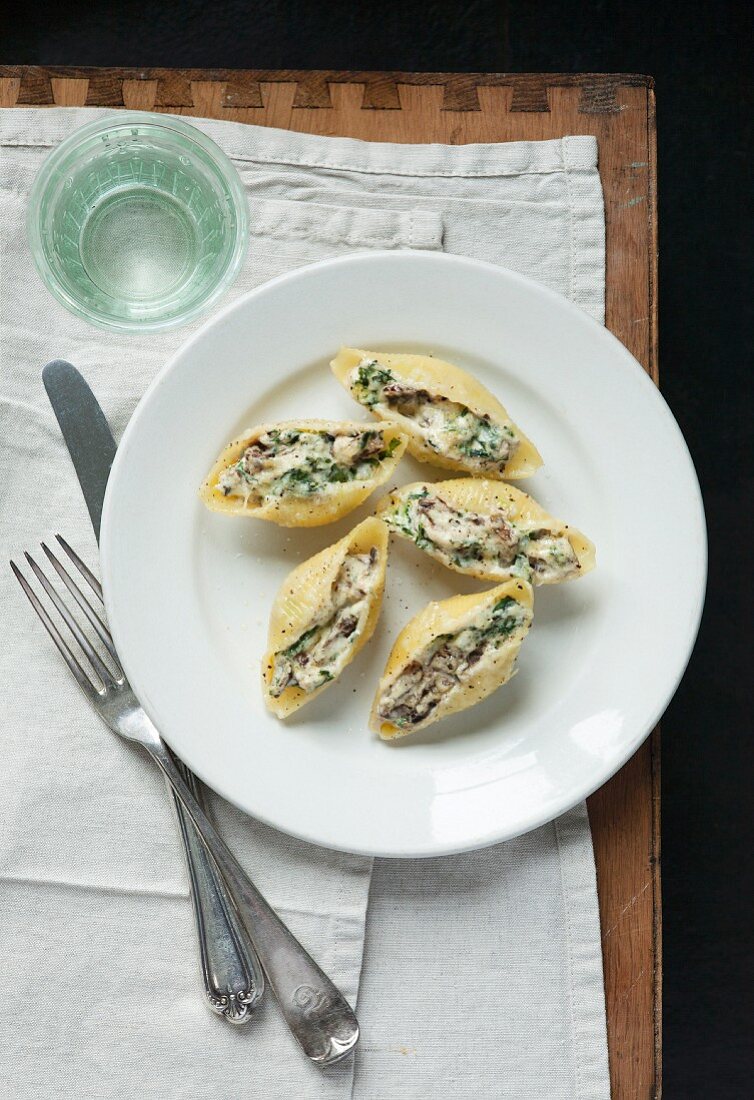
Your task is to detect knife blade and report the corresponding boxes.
[42,360,117,544]
[42,357,265,1020]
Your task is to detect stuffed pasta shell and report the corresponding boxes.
[331,347,541,479]
[371,579,533,739]
[200,419,407,527]
[378,479,595,585]
[263,517,389,717]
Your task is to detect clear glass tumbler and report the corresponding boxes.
[27,113,249,332]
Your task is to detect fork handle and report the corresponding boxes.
[169,759,264,1022]
[146,741,359,1066]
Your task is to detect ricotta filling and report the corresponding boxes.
[218,427,399,505]
[270,549,379,696]
[377,594,531,731]
[384,488,580,583]
[350,358,518,474]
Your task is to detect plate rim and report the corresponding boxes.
[101,249,707,857]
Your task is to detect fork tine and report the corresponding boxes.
[41,542,120,668]
[24,552,115,688]
[11,560,98,698]
[56,534,103,603]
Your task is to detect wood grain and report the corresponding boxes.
[0,67,660,1099]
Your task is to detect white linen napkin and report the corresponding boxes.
[0,108,609,1099]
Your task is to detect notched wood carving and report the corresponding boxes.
[0,67,652,119]
[16,69,53,105]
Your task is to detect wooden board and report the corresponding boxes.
[0,67,660,1099]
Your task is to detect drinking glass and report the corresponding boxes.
[27,113,249,332]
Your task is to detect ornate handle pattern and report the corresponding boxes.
[149,741,359,1065]
[171,759,264,1022]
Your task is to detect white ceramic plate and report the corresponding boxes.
[101,251,705,857]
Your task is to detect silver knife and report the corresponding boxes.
[43,358,264,1023]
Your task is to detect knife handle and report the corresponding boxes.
[170,758,265,1021]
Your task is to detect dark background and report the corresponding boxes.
[4,1,752,1095]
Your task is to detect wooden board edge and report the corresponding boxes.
[647,81,662,1099]
[0,69,661,1096]
[0,66,655,114]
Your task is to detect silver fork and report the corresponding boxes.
[11,537,360,1067]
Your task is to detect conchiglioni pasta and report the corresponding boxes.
[263,517,389,718]
[200,419,407,527]
[331,347,541,479]
[378,479,595,585]
[371,579,533,739]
